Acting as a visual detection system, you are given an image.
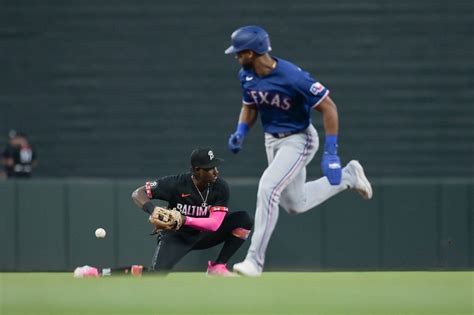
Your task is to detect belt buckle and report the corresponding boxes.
[274,131,293,138]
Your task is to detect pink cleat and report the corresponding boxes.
[206,261,238,277]
[73,265,99,278]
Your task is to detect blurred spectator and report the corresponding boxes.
[1,130,37,178]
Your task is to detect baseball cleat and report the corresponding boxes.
[206,261,238,277]
[233,260,262,277]
[345,160,373,200]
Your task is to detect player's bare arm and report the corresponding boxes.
[238,103,258,127]
[131,186,149,209]
[315,96,339,135]
[131,186,171,224]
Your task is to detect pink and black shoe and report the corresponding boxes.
[206,261,239,277]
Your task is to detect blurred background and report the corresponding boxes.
[0,0,472,272]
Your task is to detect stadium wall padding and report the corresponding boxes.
[0,178,472,271]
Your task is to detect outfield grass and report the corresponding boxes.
[1,272,472,315]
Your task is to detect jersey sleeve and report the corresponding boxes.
[145,175,176,201]
[238,69,255,105]
[294,71,330,108]
[241,89,255,105]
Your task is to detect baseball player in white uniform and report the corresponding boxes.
[225,25,373,276]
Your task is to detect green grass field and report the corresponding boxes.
[1,272,472,315]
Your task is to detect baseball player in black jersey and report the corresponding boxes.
[131,147,253,276]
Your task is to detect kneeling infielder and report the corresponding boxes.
[132,147,253,276]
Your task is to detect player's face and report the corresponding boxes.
[198,167,219,184]
[235,50,254,69]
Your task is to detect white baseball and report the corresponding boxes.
[95,228,106,238]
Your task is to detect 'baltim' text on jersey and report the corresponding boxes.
[176,203,209,217]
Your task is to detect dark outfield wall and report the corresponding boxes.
[0,0,473,178]
[0,179,472,271]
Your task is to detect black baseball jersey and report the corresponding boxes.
[145,173,229,218]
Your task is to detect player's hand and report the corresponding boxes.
[321,153,342,185]
[228,132,244,154]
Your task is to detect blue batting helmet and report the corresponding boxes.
[224,25,272,55]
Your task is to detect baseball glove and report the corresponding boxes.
[148,206,184,231]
